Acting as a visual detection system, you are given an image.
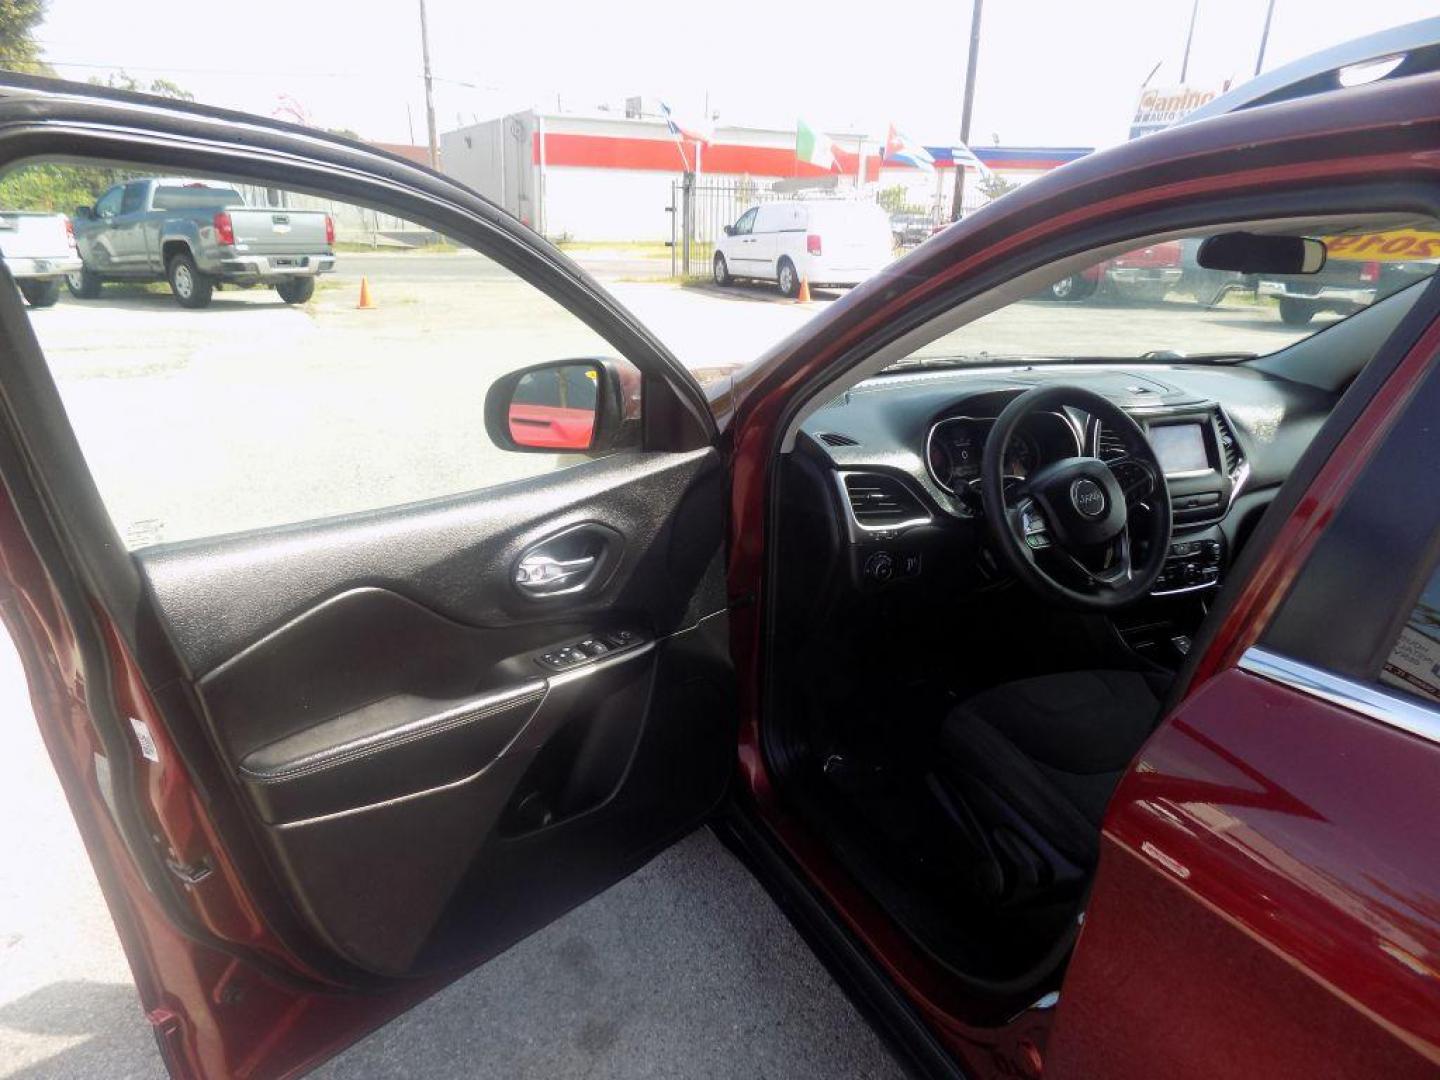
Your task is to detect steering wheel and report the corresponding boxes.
[980,385,1171,610]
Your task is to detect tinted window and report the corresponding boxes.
[1379,569,1440,706]
[152,185,245,211]
[733,208,757,236]
[119,182,146,214]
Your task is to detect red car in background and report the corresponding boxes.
[1044,240,1183,303]
[4,21,1440,1080]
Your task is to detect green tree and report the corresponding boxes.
[0,0,46,71]
[876,184,925,215]
[95,71,195,101]
[977,172,1019,202]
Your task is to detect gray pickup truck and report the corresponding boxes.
[69,177,336,308]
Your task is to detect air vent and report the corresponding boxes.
[843,473,926,526]
[1214,411,1244,475]
[1095,424,1127,461]
[817,431,859,448]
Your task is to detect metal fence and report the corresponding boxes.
[669,176,831,278]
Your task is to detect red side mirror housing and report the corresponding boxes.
[485,357,641,456]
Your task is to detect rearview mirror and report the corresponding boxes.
[73,205,94,221]
[1197,232,1327,274]
[484,358,641,454]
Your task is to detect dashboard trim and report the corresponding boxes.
[832,470,934,542]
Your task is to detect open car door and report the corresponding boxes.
[1044,276,1440,1077]
[0,77,734,1077]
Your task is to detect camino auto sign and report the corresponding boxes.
[1129,83,1232,140]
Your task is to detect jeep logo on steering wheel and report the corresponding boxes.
[1069,477,1107,518]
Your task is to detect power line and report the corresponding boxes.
[5,56,498,91]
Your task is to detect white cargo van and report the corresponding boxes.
[713,200,893,296]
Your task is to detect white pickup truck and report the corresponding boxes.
[0,210,82,307]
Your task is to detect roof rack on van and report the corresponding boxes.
[1180,16,1440,126]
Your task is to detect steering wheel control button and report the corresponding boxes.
[1069,477,1107,519]
[864,551,896,583]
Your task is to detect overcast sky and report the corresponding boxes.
[33,1,1440,150]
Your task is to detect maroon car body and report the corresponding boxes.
[2,68,1440,1080]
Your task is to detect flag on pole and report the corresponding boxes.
[949,139,993,178]
[883,124,935,171]
[796,118,838,171]
[659,101,711,144]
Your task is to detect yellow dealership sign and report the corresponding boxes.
[1322,230,1440,262]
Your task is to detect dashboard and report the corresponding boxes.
[798,362,1339,602]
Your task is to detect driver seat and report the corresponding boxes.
[932,670,1167,905]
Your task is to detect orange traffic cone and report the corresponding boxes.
[357,276,376,309]
[796,274,812,303]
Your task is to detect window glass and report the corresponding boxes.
[94,186,122,218]
[9,161,633,549]
[733,208,757,235]
[1379,571,1440,706]
[892,220,1440,371]
[119,181,146,214]
[151,184,245,211]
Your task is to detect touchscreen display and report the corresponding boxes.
[1149,423,1209,474]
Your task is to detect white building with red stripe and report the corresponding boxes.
[440,110,1090,242]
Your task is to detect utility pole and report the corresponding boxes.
[950,0,983,222]
[1254,0,1276,75]
[418,0,439,168]
[1180,0,1199,82]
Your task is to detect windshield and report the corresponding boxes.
[891,222,1440,370]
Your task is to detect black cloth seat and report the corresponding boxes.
[935,670,1166,893]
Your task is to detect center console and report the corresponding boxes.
[1092,401,1246,598]
[1154,528,1225,595]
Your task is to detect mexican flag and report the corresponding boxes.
[796,119,837,171]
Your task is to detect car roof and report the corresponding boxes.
[1182,16,1440,126]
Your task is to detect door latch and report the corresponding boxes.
[514,553,597,595]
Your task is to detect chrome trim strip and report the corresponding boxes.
[833,470,933,540]
[1150,579,1219,598]
[1238,646,1440,747]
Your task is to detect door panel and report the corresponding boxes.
[0,77,733,1078]
[1048,308,1440,1078]
[134,449,732,977]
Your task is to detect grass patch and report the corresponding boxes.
[556,240,673,259]
[333,240,461,254]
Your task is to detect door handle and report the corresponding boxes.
[515,554,596,594]
[512,522,620,600]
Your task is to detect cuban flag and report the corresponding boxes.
[950,139,993,178]
[884,124,934,171]
[660,101,711,145]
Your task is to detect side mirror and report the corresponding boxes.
[484,357,641,455]
[73,205,94,221]
[1197,232,1327,274]
[723,225,735,237]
